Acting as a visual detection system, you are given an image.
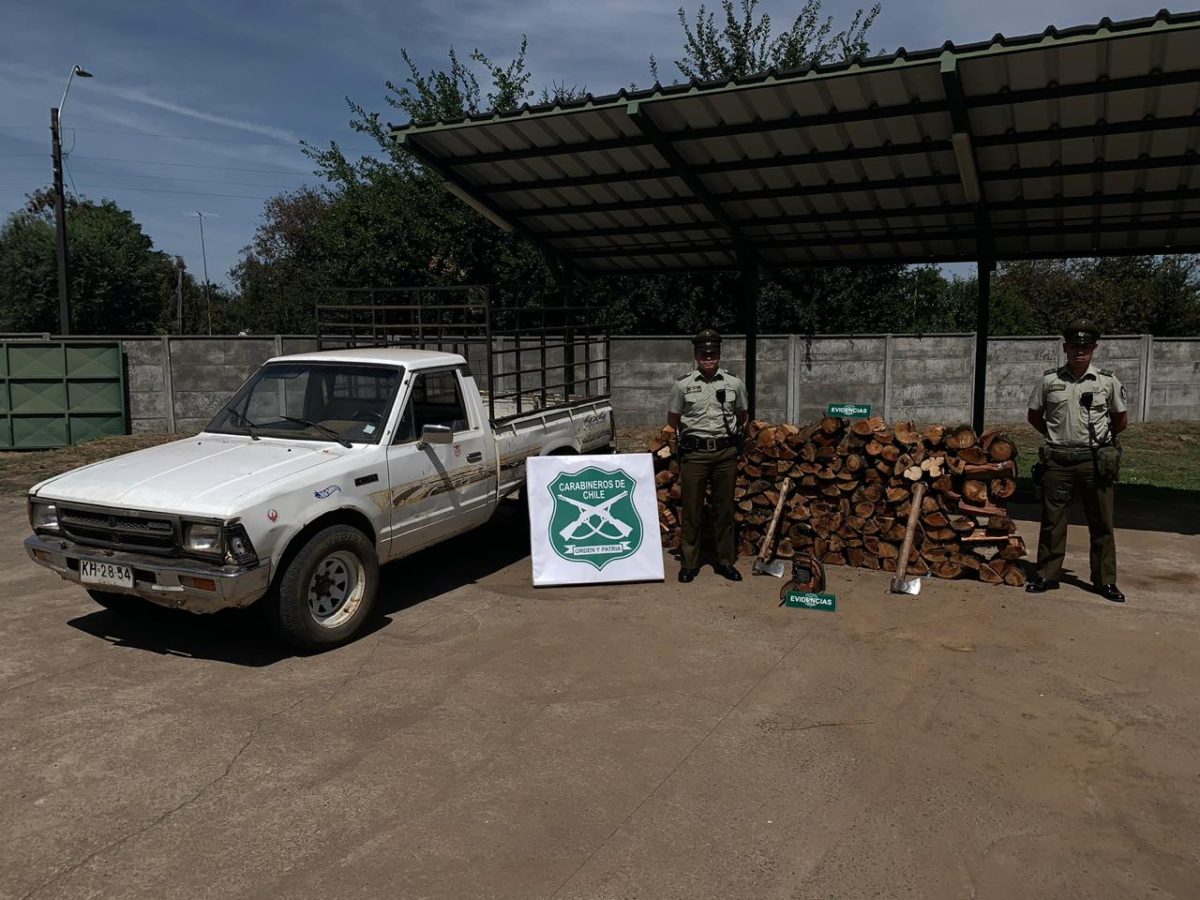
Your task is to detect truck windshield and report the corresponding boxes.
[207,362,402,445]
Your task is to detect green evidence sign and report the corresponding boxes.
[783,591,838,612]
[827,403,871,418]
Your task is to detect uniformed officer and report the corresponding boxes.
[667,329,749,583]
[1026,319,1129,601]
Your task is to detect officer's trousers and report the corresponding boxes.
[679,445,739,569]
[1036,457,1117,585]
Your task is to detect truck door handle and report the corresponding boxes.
[467,451,483,463]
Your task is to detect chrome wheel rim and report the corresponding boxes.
[307,550,365,629]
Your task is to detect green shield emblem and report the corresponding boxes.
[548,465,643,570]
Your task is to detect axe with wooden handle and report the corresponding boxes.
[890,480,926,595]
[753,477,792,577]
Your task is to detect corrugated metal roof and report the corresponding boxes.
[390,9,1200,272]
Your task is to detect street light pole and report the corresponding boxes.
[194,211,212,335]
[51,107,70,336]
[51,65,92,337]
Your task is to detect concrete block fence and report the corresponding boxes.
[80,333,1200,434]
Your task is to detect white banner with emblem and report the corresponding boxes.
[527,453,664,587]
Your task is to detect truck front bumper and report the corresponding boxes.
[24,533,272,614]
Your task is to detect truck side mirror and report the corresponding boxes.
[417,424,454,448]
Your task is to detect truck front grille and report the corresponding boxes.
[59,506,178,554]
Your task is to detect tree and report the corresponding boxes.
[651,0,880,82]
[0,192,182,334]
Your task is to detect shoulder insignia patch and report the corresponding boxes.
[1120,384,1128,400]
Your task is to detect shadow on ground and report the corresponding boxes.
[1009,480,1199,535]
[67,501,534,665]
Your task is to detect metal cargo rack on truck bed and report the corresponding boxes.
[315,285,610,425]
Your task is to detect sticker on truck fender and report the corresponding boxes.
[314,485,341,499]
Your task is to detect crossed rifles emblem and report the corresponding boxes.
[557,491,632,542]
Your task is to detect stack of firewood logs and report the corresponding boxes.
[651,417,1028,585]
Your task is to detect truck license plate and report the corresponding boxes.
[79,560,133,589]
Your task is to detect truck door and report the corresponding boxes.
[384,367,495,553]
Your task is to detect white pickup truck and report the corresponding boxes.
[24,348,614,649]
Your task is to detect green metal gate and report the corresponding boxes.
[0,341,127,449]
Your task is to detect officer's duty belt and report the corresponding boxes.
[681,434,738,452]
[1045,446,1097,463]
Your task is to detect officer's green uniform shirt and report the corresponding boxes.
[1028,363,1128,448]
[668,368,748,438]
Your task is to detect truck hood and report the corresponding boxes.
[32,434,349,518]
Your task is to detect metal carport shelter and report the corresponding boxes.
[390,9,1200,430]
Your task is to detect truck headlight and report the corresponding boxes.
[28,499,59,532]
[182,522,223,555]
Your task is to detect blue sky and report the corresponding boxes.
[0,0,1170,286]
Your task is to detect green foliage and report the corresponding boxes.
[0,195,191,335]
[651,0,880,82]
[963,258,1200,336]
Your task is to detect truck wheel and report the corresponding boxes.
[269,525,379,651]
[87,590,151,615]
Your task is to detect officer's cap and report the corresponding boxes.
[1063,318,1100,346]
[692,328,722,354]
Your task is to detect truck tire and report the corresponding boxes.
[87,589,151,615]
[267,525,379,651]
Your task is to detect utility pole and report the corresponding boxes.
[175,257,186,333]
[51,107,71,335]
[193,211,212,335]
[50,65,93,336]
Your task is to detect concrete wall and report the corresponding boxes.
[1148,339,1200,421]
[112,333,1200,434]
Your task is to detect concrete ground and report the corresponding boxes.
[2,493,1198,900]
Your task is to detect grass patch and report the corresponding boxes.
[999,421,1200,491]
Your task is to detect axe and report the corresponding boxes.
[752,477,792,577]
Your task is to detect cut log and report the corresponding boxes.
[894,421,920,446]
[962,460,1017,479]
[931,561,965,579]
[922,424,945,448]
[989,478,1017,499]
[1003,566,1027,587]
[998,536,1028,561]
[986,435,1017,462]
[961,530,1009,543]
[945,513,974,535]
[962,480,988,505]
[956,499,1008,518]
[957,446,988,465]
[819,416,843,435]
[949,552,981,571]
[978,560,1006,584]
[945,425,978,450]
[985,515,1017,535]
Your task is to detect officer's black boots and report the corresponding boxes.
[714,564,742,582]
[1098,584,1126,602]
[1025,575,1059,593]
[678,567,699,583]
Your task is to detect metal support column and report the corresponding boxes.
[739,258,759,421]
[972,259,992,434]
